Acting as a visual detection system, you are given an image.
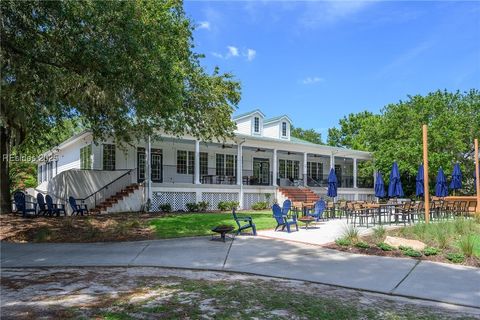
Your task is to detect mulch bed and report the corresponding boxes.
[324,242,480,268]
[0,212,161,243]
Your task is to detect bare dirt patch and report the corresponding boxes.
[1,267,479,320]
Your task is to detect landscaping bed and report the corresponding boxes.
[327,219,480,267]
[0,210,274,243]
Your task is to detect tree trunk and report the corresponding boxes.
[0,126,12,214]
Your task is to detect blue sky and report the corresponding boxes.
[184,1,480,139]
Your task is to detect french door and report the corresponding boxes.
[253,158,270,185]
[137,148,162,183]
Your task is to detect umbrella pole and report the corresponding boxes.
[423,125,430,224]
[475,138,480,215]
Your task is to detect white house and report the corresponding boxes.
[36,109,374,213]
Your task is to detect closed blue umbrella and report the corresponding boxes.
[327,168,338,198]
[374,171,386,198]
[416,164,425,197]
[449,163,462,190]
[435,168,448,197]
[388,162,404,198]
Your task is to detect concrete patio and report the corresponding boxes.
[1,236,479,310]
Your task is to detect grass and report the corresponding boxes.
[149,210,276,238]
[81,277,456,320]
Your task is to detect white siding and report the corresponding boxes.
[55,136,93,174]
[235,118,252,135]
[263,123,280,139]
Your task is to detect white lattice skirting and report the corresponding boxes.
[201,192,238,210]
[152,192,196,211]
[243,193,274,209]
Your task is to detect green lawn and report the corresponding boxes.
[149,210,276,238]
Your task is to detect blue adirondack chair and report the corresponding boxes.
[13,191,37,217]
[272,203,298,233]
[232,208,257,235]
[37,193,49,216]
[306,199,326,222]
[46,195,67,217]
[69,196,88,216]
[281,199,292,215]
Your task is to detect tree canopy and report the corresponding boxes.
[0,0,241,212]
[291,127,323,145]
[327,90,480,196]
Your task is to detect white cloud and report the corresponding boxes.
[246,49,256,61]
[227,46,239,57]
[211,52,224,59]
[198,21,211,30]
[300,1,375,28]
[302,76,325,85]
[212,46,256,62]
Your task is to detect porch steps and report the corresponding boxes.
[278,187,319,203]
[90,183,140,214]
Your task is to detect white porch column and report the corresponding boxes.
[194,140,200,184]
[272,149,278,186]
[330,153,335,169]
[147,136,152,202]
[353,158,358,188]
[303,152,308,187]
[237,143,242,186]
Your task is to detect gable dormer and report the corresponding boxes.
[263,115,293,140]
[233,109,265,136]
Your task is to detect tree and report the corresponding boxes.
[0,1,241,213]
[327,90,480,196]
[327,111,379,150]
[291,127,322,144]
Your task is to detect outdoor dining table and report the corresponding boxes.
[366,203,403,224]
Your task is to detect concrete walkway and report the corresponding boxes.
[1,237,479,309]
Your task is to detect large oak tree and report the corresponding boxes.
[0,0,241,213]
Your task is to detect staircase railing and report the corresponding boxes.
[78,169,137,210]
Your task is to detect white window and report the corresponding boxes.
[80,145,92,170]
[253,117,260,133]
[103,144,116,170]
[282,122,287,137]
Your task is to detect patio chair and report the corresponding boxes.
[46,195,67,217]
[281,199,291,216]
[272,203,298,233]
[13,191,37,217]
[37,193,49,216]
[306,199,326,222]
[68,196,88,216]
[232,208,257,235]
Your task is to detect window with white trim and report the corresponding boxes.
[216,154,237,176]
[200,152,208,175]
[80,144,92,170]
[282,122,287,137]
[253,117,260,133]
[177,150,195,174]
[278,159,300,180]
[103,144,116,170]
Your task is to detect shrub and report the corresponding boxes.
[126,219,141,228]
[218,201,239,211]
[423,247,439,256]
[458,235,475,257]
[251,201,269,210]
[404,249,422,257]
[377,242,394,251]
[354,241,370,249]
[398,245,412,251]
[159,203,172,213]
[341,225,360,243]
[185,203,199,212]
[372,225,386,242]
[335,238,351,247]
[34,227,53,242]
[446,252,465,263]
[197,201,209,212]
